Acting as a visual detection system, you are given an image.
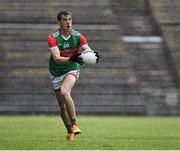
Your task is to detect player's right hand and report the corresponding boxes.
[69,53,83,65]
[94,51,100,64]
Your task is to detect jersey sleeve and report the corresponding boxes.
[48,35,58,48]
[79,34,88,47]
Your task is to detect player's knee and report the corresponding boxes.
[60,86,70,97]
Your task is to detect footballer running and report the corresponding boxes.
[48,11,100,140]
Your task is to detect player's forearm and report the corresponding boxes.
[81,44,94,52]
[54,56,70,64]
[50,46,70,64]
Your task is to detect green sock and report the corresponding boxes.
[66,124,73,133]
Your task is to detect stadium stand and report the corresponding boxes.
[0,0,179,115]
[148,0,180,115]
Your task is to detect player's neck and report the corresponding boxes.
[59,29,71,37]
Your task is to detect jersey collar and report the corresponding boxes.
[61,34,71,41]
[59,29,71,41]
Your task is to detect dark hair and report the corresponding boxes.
[57,11,71,21]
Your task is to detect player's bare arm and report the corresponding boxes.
[81,44,93,51]
[50,46,70,64]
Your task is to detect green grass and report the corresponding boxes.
[0,115,180,150]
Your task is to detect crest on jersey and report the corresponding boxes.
[63,42,70,49]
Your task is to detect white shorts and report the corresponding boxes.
[50,70,80,90]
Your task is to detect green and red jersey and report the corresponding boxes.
[48,29,87,76]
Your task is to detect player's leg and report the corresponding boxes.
[54,90,75,140]
[60,73,81,135]
[55,91,72,131]
[51,74,75,140]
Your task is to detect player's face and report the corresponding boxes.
[59,15,72,33]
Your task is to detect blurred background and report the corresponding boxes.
[0,0,179,115]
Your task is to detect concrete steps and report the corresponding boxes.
[0,0,117,24]
[0,0,137,114]
[123,42,173,89]
[109,0,180,115]
[149,0,180,24]
[111,0,159,35]
[149,0,180,88]
[1,0,179,115]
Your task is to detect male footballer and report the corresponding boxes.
[48,11,99,140]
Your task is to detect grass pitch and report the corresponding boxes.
[0,115,180,150]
